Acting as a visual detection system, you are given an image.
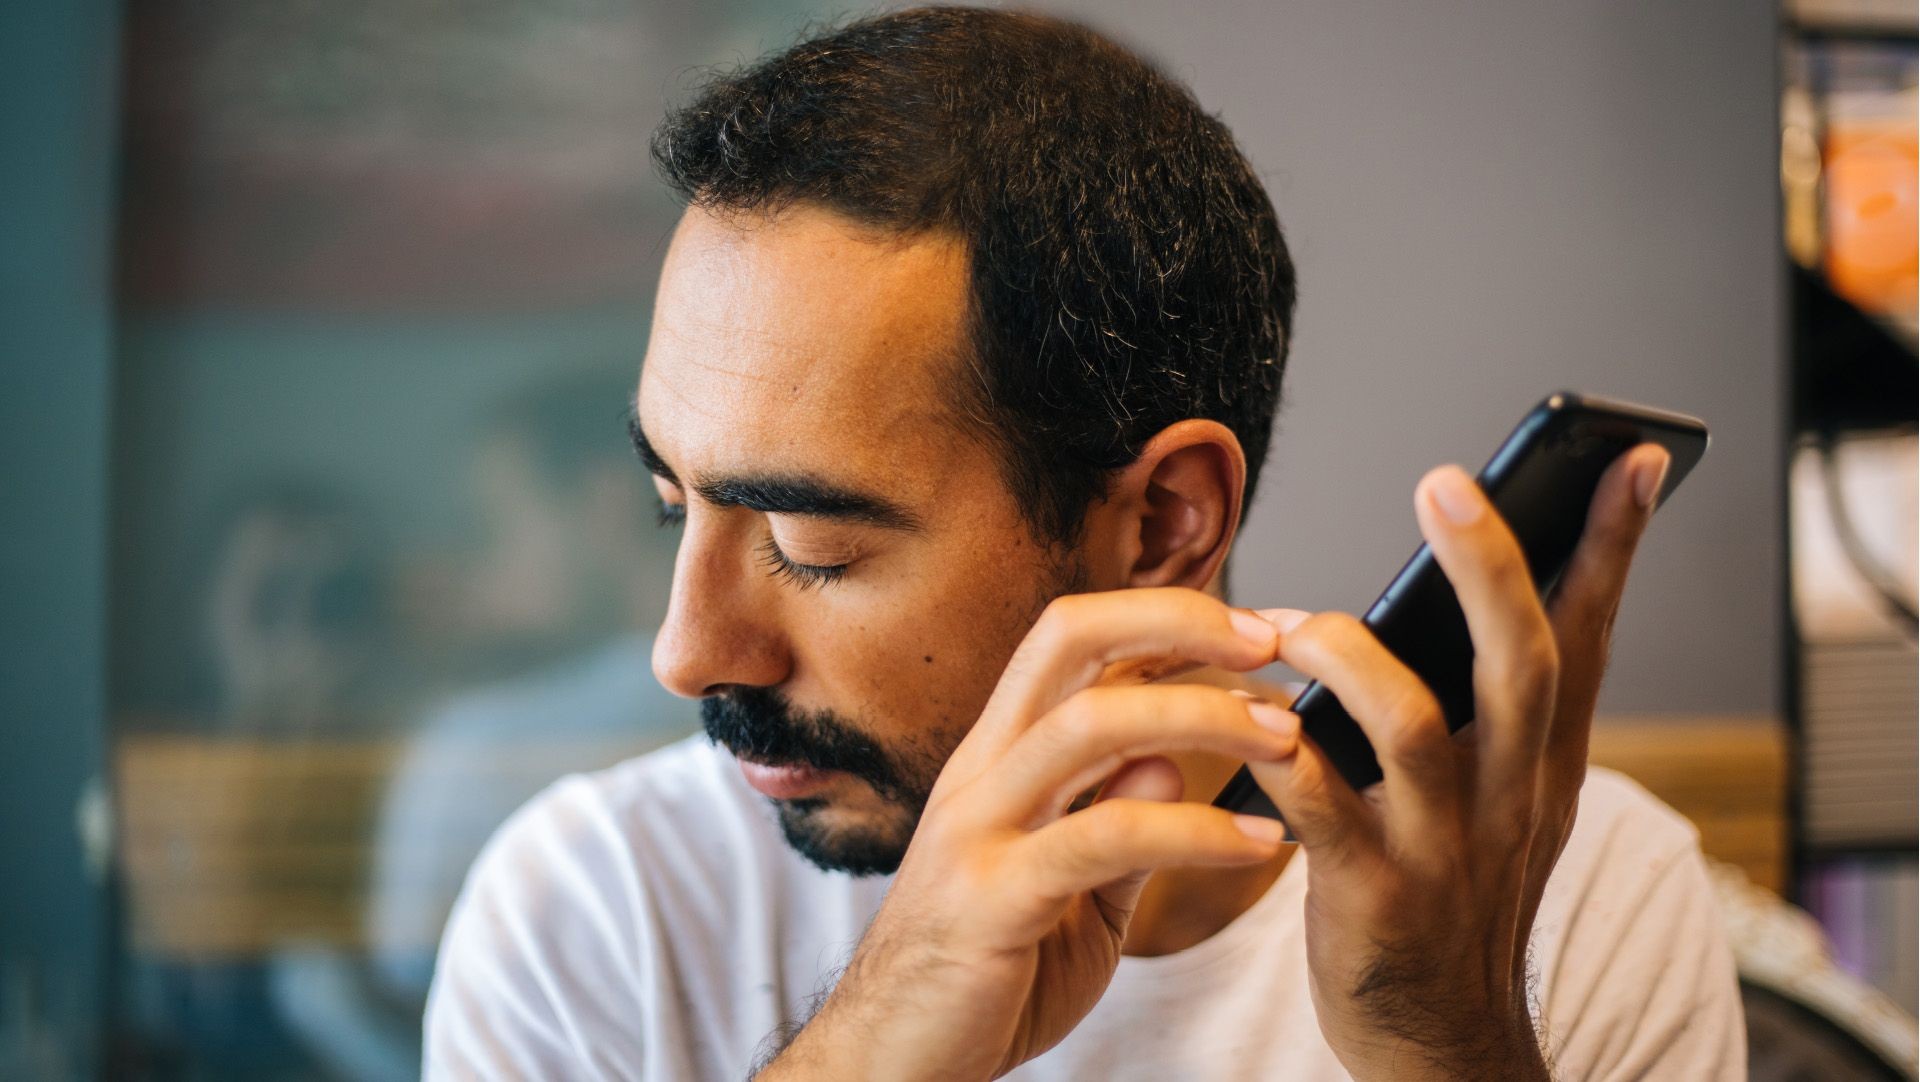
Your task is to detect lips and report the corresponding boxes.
[737,757,838,800]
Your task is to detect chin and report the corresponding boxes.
[773,797,916,877]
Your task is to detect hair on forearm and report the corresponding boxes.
[748,960,845,1079]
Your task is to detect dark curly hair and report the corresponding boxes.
[651,6,1295,545]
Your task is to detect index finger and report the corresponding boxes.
[942,588,1283,783]
[1414,464,1563,797]
[1543,442,1668,764]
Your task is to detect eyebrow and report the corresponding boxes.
[628,409,923,532]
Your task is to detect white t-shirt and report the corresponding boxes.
[369,634,695,995]
[424,736,1745,1080]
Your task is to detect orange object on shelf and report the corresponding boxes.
[1825,117,1919,318]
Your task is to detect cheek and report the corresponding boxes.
[839,540,1063,731]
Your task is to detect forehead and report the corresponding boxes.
[638,205,975,486]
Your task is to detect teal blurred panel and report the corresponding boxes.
[0,0,121,1077]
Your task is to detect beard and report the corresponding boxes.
[700,553,1087,877]
[702,687,944,876]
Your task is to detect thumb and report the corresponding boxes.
[1095,755,1185,804]
[1087,755,1185,917]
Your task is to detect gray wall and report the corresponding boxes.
[109,0,1785,722]
[1049,0,1782,715]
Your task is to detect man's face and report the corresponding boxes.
[636,205,1084,875]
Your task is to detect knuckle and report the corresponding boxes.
[1187,684,1247,725]
[1528,629,1561,675]
[1289,788,1353,852]
[1487,544,1539,595]
[1525,637,1562,698]
[1401,832,1468,880]
[1016,596,1090,666]
[1034,594,1085,638]
[1074,804,1133,857]
[1482,624,1559,695]
[1137,686,1248,750]
[1485,781,1539,833]
[1045,693,1104,747]
[1382,688,1444,740]
[1504,633,1561,705]
[1378,691,1450,770]
[1289,611,1361,661]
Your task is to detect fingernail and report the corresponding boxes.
[1633,448,1671,510]
[1243,697,1297,736]
[1429,466,1484,525]
[1228,608,1278,646]
[1232,814,1288,845]
[1256,607,1310,633]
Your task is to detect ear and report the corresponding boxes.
[1101,419,1247,591]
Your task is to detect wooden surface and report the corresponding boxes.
[1589,716,1788,894]
[118,737,383,956]
[115,734,651,958]
[117,717,1787,958]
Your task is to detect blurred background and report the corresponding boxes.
[1,0,1913,1078]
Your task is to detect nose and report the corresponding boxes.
[651,519,790,698]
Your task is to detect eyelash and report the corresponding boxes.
[654,499,850,591]
[757,536,848,591]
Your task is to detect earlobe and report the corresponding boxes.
[1120,421,1246,591]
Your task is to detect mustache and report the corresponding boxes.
[701,687,908,801]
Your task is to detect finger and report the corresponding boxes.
[1543,444,1668,771]
[974,683,1296,826]
[1247,732,1378,863]
[945,588,1285,781]
[1413,465,1560,805]
[1094,755,1184,805]
[1513,795,1579,952]
[1017,799,1286,906]
[1275,611,1460,848]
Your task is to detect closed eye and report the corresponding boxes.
[656,498,848,590]
[758,537,848,591]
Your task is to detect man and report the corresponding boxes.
[425,8,1743,1079]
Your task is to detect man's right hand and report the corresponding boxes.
[759,588,1298,1081]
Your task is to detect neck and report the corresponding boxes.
[1119,665,1296,957]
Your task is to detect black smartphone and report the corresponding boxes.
[1213,391,1710,820]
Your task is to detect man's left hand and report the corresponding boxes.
[1249,442,1672,1081]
